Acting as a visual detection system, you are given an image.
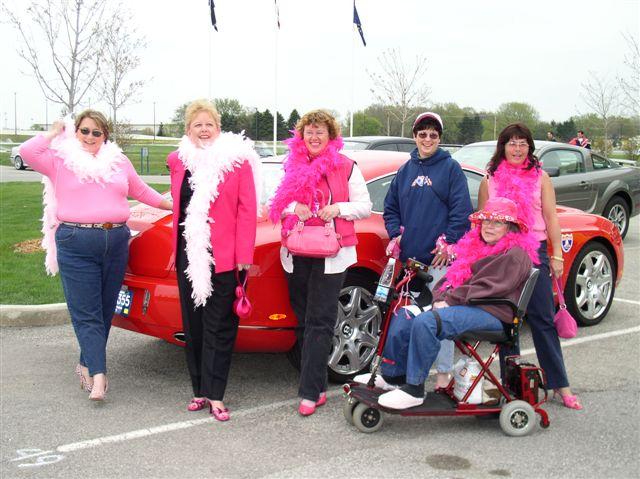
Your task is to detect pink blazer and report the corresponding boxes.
[167,151,257,273]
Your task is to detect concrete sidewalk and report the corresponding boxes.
[0,303,70,327]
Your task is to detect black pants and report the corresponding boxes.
[286,256,347,401]
[176,236,240,401]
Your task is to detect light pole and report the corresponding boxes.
[14,92,17,135]
[45,100,49,130]
[153,101,156,142]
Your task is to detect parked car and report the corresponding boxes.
[342,136,461,154]
[115,151,624,382]
[10,145,27,170]
[453,140,640,238]
[254,144,274,158]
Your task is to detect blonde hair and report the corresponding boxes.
[74,109,110,142]
[184,99,221,132]
[295,109,341,139]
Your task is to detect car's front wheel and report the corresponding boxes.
[565,242,615,326]
[602,196,629,239]
[285,270,382,383]
[13,156,25,170]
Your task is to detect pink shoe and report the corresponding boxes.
[298,400,316,416]
[75,364,92,392]
[554,391,583,410]
[209,403,230,421]
[187,398,207,411]
[316,392,327,407]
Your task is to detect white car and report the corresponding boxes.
[10,145,27,170]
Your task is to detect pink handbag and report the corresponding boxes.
[553,276,577,339]
[233,271,252,319]
[283,190,341,258]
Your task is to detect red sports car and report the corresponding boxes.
[114,151,625,382]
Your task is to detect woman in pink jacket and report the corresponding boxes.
[19,110,172,401]
[167,99,259,422]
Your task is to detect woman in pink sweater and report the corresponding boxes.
[20,110,172,401]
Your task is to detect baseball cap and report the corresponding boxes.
[412,112,443,131]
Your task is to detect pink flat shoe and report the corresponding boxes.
[187,398,207,411]
[554,391,583,410]
[316,392,327,407]
[298,400,316,416]
[209,404,230,422]
[75,364,92,392]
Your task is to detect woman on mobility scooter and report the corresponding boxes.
[356,197,539,410]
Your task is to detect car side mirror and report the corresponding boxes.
[543,167,560,177]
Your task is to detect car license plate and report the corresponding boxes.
[115,287,133,317]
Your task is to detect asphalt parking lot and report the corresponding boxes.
[1,220,638,479]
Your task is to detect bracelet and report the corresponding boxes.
[551,255,564,262]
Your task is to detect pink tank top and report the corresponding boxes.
[488,174,546,241]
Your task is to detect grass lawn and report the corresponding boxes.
[0,182,167,305]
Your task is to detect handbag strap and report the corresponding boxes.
[553,276,567,309]
[235,270,248,290]
[310,189,327,214]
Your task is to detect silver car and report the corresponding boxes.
[454,140,640,238]
[10,145,27,170]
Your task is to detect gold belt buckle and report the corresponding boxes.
[103,222,114,230]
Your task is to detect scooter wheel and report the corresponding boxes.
[499,400,536,437]
[352,402,384,433]
[343,399,358,425]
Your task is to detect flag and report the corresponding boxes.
[274,0,280,29]
[353,1,366,46]
[209,0,218,31]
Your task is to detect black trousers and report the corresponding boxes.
[286,256,346,401]
[176,236,240,401]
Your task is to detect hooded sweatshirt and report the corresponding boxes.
[383,147,472,263]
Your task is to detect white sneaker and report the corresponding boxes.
[378,389,424,410]
[353,373,399,391]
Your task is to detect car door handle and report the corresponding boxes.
[579,181,590,189]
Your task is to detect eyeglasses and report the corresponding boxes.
[507,140,528,149]
[481,219,508,228]
[417,131,439,140]
[78,128,104,138]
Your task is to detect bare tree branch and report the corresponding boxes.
[580,71,619,154]
[368,48,430,137]
[618,32,640,116]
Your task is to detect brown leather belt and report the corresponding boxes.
[61,222,126,230]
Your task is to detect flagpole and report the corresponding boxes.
[350,14,355,138]
[273,20,278,155]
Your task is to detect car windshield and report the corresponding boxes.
[452,145,495,169]
[261,162,285,205]
[342,141,368,151]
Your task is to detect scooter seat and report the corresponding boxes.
[457,329,508,343]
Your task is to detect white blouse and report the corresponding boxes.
[279,164,372,274]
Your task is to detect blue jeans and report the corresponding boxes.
[56,224,130,376]
[381,305,504,385]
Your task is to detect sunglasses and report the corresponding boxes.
[417,131,439,140]
[78,128,104,138]
[507,140,528,149]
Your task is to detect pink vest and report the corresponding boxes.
[321,156,358,247]
[488,174,546,241]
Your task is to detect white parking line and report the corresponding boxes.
[54,325,640,455]
[613,298,640,306]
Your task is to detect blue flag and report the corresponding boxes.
[353,1,366,46]
[209,0,218,31]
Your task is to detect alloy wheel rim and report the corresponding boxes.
[607,204,627,235]
[574,250,613,320]
[330,286,381,376]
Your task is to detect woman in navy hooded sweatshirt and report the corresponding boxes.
[377,112,473,390]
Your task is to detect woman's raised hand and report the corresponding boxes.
[294,203,313,221]
[317,204,340,222]
[44,120,65,140]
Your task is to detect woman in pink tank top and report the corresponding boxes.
[478,123,582,411]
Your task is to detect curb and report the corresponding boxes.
[0,303,69,327]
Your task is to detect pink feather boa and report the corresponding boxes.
[439,226,540,291]
[492,160,540,234]
[268,132,345,227]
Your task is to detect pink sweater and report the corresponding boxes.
[20,135,165,223]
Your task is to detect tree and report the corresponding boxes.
[344,112,383,136]
[618,33,640,116]
[258,109,274,140]
[368,48,431,137]
[457,114,484,144]
[495,102,540,132]
[4,0,107,114]
[95,5,147,138]
[555,118,577,142]
[172,102,188,125]
[581,71,619,154]
[276,112,288,140]
[287,109,301,131]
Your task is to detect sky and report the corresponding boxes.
[0,0,638,131]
